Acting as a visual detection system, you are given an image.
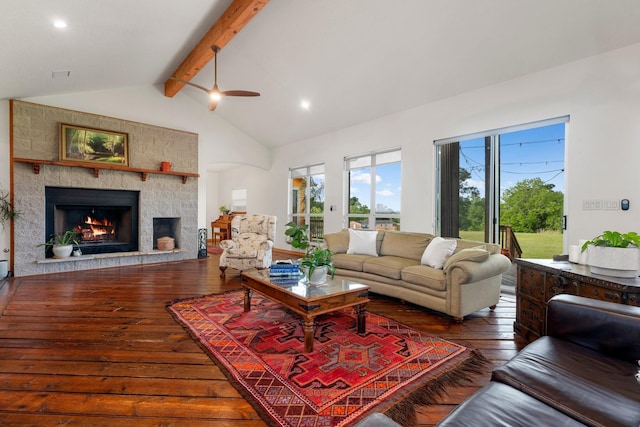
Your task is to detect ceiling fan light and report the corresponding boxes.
[210,92,222,101]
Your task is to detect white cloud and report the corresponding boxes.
[351,171,381,184]
[377,189,394,197]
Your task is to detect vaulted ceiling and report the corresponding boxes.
[3,0,640,147]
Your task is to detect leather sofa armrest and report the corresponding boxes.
[546,294,640,362]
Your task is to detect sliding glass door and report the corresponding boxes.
[436,119,566,257]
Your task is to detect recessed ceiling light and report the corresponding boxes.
[300,99,311,110]
[53,20,67,29]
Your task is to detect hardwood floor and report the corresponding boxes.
[0,252,527,426]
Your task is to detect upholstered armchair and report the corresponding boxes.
[219,214,277,278]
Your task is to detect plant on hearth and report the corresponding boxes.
[38,230,80,250]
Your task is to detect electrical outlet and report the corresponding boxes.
[582,200,603,210]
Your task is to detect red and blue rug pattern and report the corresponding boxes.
[167,290,483,427]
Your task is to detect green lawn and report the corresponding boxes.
[459,230,563,259]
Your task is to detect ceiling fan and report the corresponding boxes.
[170,46,260,111]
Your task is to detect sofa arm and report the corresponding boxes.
[547,294,640,362]
[445,253,511,285]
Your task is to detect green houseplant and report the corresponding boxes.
[0,190,20,231]
[284,221,310,251]
[581,230,640,278]
[300,246,335,284]
[285,221,334,284]
[581,230,640,251]
[38,230,80,259]
[0,190,20,278]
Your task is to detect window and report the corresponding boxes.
[436,117,566,256]
[231,188,247,213]
[289,164,325,242]
[345,149,401,230]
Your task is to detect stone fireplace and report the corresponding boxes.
[45,187,139,256]
[10,101,199,276]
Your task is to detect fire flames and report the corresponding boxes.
[78,216,115,242]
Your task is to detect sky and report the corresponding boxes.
[460,122,565,197]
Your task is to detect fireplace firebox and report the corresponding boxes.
[45,187,139,256]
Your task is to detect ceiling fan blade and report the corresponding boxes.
[169,77,211,94]
[221,90,260,97]
[208,98,218,111]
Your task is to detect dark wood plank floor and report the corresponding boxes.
[0,252,527,426]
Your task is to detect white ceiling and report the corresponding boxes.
[4,0,640,147]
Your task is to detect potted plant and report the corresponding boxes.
[284,221,310,252]
[38,230,80,259]
[284,221,334,284]
[0,190,20,278]
[581,230,640,278]
[219,205,230,215]
[0,190,20,229]
[300,246,335,285]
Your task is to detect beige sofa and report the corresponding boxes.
[323,229,512,322]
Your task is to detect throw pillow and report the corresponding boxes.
[443,246,490,270]
[347,229,379,256]
[324,229,349,254]
[421,237,457,269]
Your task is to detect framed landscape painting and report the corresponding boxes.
[60,123,129,166]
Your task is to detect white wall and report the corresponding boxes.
[0,100,9,261]
[246,42,640,252]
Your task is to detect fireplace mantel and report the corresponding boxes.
[14,157,199,184]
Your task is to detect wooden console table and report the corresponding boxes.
[514,258,640,342]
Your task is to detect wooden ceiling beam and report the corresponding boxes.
[164,0,269,98]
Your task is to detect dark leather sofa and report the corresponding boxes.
[437,294,640,427]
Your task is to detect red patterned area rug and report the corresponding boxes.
[167,290,486,427]
[207,245,223,254]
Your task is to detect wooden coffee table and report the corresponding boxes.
[241,269,370,352]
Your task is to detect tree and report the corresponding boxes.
[459,168,485,231]
[500,178,563,232]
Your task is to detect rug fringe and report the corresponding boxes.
[384,349,489,427]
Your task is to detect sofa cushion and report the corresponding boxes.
[379,231,432,260]
[443,246,489,270]
[324,229,349,254]
[401,265,447,291]
[437,382,585,427]
[421,237,457,269]
[492,336,640,427]
[332,253,372,271]
[347,229,379,256]
[363,256,420,280]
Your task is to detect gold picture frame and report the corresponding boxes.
[60,123,129,166]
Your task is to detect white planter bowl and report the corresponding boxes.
[301,265,328,285]
[586,245,640,278]
[52,244,74,259]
